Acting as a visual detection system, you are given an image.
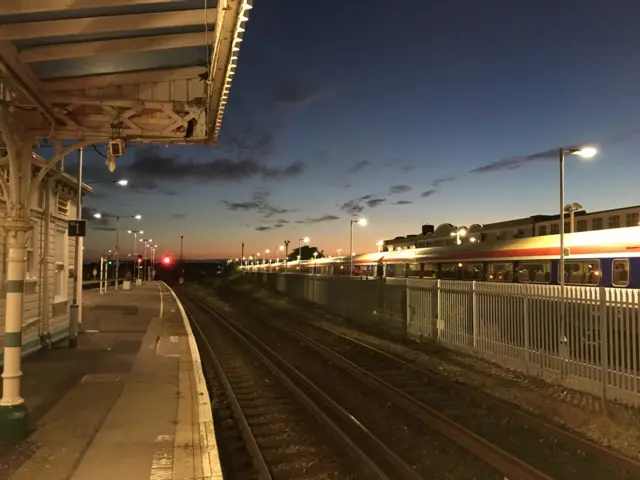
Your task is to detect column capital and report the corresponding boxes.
[2,217,32,232]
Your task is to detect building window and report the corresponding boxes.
[576,219,587,232]
[538,225,547,236]
[626,212,639,227]
[608,215,620,229]
[592,217,603,230]
[57,195,70,217]
[54,230,67,303]
[550,223,559,234]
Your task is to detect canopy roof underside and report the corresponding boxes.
[0,0,253,146]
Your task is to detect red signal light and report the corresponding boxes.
[137,257,142,264]
[163,256,171,265]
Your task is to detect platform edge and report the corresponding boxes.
[160,282,223,480]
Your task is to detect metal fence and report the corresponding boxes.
[256,273,640,407]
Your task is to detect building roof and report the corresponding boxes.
[0,0,252,144]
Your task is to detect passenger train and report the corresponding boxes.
[248,227,640,289]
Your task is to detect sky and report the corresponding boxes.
[50,0,640,260]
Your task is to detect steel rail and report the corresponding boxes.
[182,298,272,480]
[187,295,417,480]
[306,319,640,478]
[264,319,553,480]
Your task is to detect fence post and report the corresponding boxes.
[598,285,609,410]
[472,281,478,349]
[523,285,530,375]
[436,279,442,343]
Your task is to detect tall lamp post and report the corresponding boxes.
[450,227,467,245]
[349,218,367,277]
[139,238,153,281]
[128,229,144,283]
[558,146,597,364]
[298,237,310,266]
[558,147,597,290]
[284,240,290,271]
[93,213,142,290]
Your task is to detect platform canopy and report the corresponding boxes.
[0,0,252,145]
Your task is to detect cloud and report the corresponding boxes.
[295,215,340,224]
[222,189,292,219]
[394,200,412,205]
[129,149,306,183]
[91,226,117,232]
[383,159,414,172]
[389,184,412,195]
[366,198,386,208]
[275,219,289,224]
[468,148,557,174]
[171,213,187,219]
[340,194,386,215]
[255,226,271,231]
[432,176,455,187]
[420,189,436,198]
[348,160,370,174]
[275,83,333,109]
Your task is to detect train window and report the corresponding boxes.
[361,264,375,277]
[422,263,437,278]
[487,262,514,282]
[462,263,483,280]
[407,263,421,277]
[518,261,551,283]
[385,263,402,277]
[612,259,629,287]
[562,260,601,286]
[440,263,459,280]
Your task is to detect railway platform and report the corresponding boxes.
[0,282,221,480]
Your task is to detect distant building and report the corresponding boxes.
[381,204,640,251]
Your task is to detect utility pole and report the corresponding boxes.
[180,235,184,276]
[241,241,244,262]
[284,240,290,272]
[69,147,83,348]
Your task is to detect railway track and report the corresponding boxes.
[203,284,640,479]
[181,294,422,479]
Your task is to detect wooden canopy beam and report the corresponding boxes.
[19,31,208,63]
[0,0,179,16]
[0,8,216,41]
[40,66,206,91]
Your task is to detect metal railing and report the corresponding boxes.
[259,273,640,407]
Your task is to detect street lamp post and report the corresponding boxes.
[298,237,310,267]
[128,229,143,283]
[558,146,597,364]
[349,218,367,277]
[450,227,467,245]
[265,249,270,264]
[558,147,597,291]
[284,240,290,272]
[94,213,141,290]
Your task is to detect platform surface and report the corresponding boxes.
[0,281,221,480]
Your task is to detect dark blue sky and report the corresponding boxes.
[80,0,640,259]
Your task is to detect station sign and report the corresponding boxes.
[68,219,86,237]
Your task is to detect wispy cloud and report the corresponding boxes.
[255,226,271,231]
[275,83,334,109]
[340,194,387,215]
[348,160,370,174]
[420,189,436,198]
[295,215,340,224]
[171,213,187,219]
[222,189,292,219]
[432,176,455,187]
[389,184,412,195]
[394,200,412,205]
[468,148,557,174]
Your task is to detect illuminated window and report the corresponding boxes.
[486,262,514,282]
[440,263,459,280]
[562,260,601,286]
[518,261,551,283]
